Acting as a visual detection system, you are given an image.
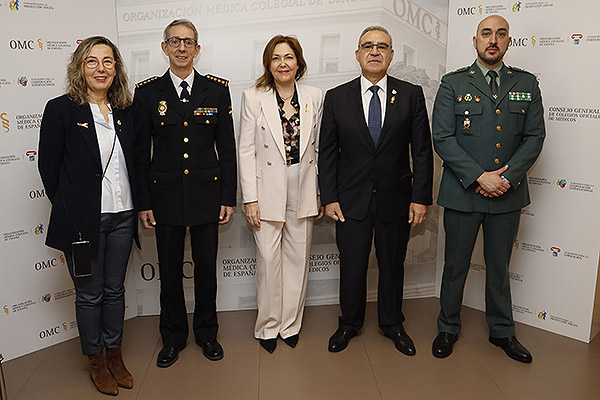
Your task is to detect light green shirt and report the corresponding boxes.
[476,60,502,88]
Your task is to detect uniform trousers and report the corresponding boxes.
[335,194,411,333]
[155,221,219,349]
[252,163,314,340]
[64,210,135,356]
[438,208,520,338]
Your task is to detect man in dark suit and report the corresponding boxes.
[431,15,545,363]
[319,26,433,355]
[134,19,236,368]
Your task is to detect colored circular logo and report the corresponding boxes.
[557,179,567,188]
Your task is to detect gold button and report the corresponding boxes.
[496,125,502,131]
[205,119,210,124]
[214,176,218,181]
[267,161,272,166]
[496,143,501,148]
[161,121,165,126]
[495,109,501,115]
[521,109,526,114]
[184,169,189,175]
[183,153,189,159]
[264,144,269,148]
[183,121,188,127]
[184,137,189,143]
[459,178,463,183]
[494,158,500,164]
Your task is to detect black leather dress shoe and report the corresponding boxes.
[282,334,299,348]
[196,340,224,361]
[489,336,532,363]
[259,338,277,353]
[432,332,458,359]
[157,346,183,368]
[384,329,416,356]
[328,329,357,352]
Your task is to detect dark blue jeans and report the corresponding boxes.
[64,210,135,356]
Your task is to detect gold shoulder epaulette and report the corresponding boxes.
[135,76,159,89]
[205,74,229,87]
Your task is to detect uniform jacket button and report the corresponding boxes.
[183,121,188,127]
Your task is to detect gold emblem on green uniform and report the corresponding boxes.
[465,93,473,102]
[158,101,167,116]
[475,96,481,102]
[463,118,470,130]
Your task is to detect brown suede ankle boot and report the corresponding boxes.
[88,353,118,396]
[107,347,133,389]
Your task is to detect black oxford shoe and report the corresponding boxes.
[432,332,458,358]
[384,329,416,356]
[489,336,532,363]
[197,339,224,361]
[259,338,277,353]
[282,334,299,348]
[156,346,182,368]
[328,329,357,352]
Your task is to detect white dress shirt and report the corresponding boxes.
[169,69,195,97]
[90,103,133,213]
[360,75,388,128]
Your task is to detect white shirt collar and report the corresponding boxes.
[360,74,387,95]
[169,69,195,94]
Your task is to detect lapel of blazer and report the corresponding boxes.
[260,89,286,160]
[75,103,102,169]
[297,84,312,159]
[348,77,375,152]
[187,70,209,120]
[467,62,494,102]
[497,65,518,103]
[377,76,397,151]
[157,70,186,118]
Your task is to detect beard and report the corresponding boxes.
[477,45,505,66]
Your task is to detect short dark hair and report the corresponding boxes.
[255,35,307,91]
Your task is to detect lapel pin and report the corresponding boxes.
[493,94,498,99]
[469,70,475,75]
[456,95,462,102]
[391,89,397,95]
[475,96,481,103]
[77,122,88,128]
[116,119,122,125]
[465,93,472,102]
[390,96,395,104]
[158,100,167,116]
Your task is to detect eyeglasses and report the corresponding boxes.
[358,42,392,52]
[85,58,115,69]
[165,37,197,49]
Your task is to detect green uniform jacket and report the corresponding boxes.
[432,62,546,213]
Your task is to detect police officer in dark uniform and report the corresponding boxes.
[431,15,545,363]
[133,19,236,368]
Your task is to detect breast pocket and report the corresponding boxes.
[508,102,529,136]
[152,116,176,128]
[455,103,482,137]
[194,114,218,127]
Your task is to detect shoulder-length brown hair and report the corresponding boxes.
[255,35,307,91]
[66,36,132,109]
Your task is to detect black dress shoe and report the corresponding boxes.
[196,340,224,361]
[384,329,416,356]
[489,336,532,363]
[259,338,277,353]
[157,346,182,368]
[432,332,458,359]
[328,329,357,352]
[282,334,299,348]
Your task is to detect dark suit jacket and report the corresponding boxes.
[432,62,545,213]
[133,70,237,226]
[38,94,139,255]
[318,76,433,221]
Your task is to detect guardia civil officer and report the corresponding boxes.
[431,15,545,363]
[133,19,236,368]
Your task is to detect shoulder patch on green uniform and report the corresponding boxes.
[205,74,229,87]
[135,76,158,89]
[508,65,535,76]
[448,66,470,75]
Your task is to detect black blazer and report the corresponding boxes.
[38,94,139,255]
[318,76,433,221]
[133,70,237,226]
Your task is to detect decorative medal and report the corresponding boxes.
[465,93,473,102]
[475,96,481,103]
[463,118,471,130]
[456,95,462,102]
[158,101,167,116]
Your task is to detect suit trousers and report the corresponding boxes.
[438,208,520,338]
[64,210,135,356]
[253,164,314,340]
[155,221,219,348]
[336,194,411,333]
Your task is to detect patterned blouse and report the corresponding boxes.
[276,89,300,166]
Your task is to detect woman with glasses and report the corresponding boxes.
[239,35,323,353]
[38,36,138,396]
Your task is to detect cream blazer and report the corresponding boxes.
[238,84,323,222]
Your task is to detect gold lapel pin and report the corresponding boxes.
[390,96,395,104]
[77,122,88,128]
[391,89,397,95]
[116,120,122,125]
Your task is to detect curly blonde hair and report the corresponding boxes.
[66,36,132,109]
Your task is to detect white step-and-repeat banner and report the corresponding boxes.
[1,0,448,361]
[438,0,600,342]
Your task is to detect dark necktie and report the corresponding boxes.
[487,70,498,98]
[368,85,382,144]
[180,81,190,103]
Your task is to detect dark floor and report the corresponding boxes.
[4,298,600,400]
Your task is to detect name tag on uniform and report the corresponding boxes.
[194,107,218,116]
[509,92,532,101]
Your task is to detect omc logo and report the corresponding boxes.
[9,40,35,50]
[571,34,583,45]
[34,257,60,271]
[456,6,478,16]
[9,0,20,11]
[557,179,567,188]
[550,246,561,257]
[3,305,8,315]
[17,76,28,87]
[41,293,51,303]
[33,223,44,235]
[1,112,9,133]
[512,1,522,11]
[510,37,529,47]
[538,310,547,320]
[39,325,62,339]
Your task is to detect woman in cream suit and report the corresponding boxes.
[239,35,323,353]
